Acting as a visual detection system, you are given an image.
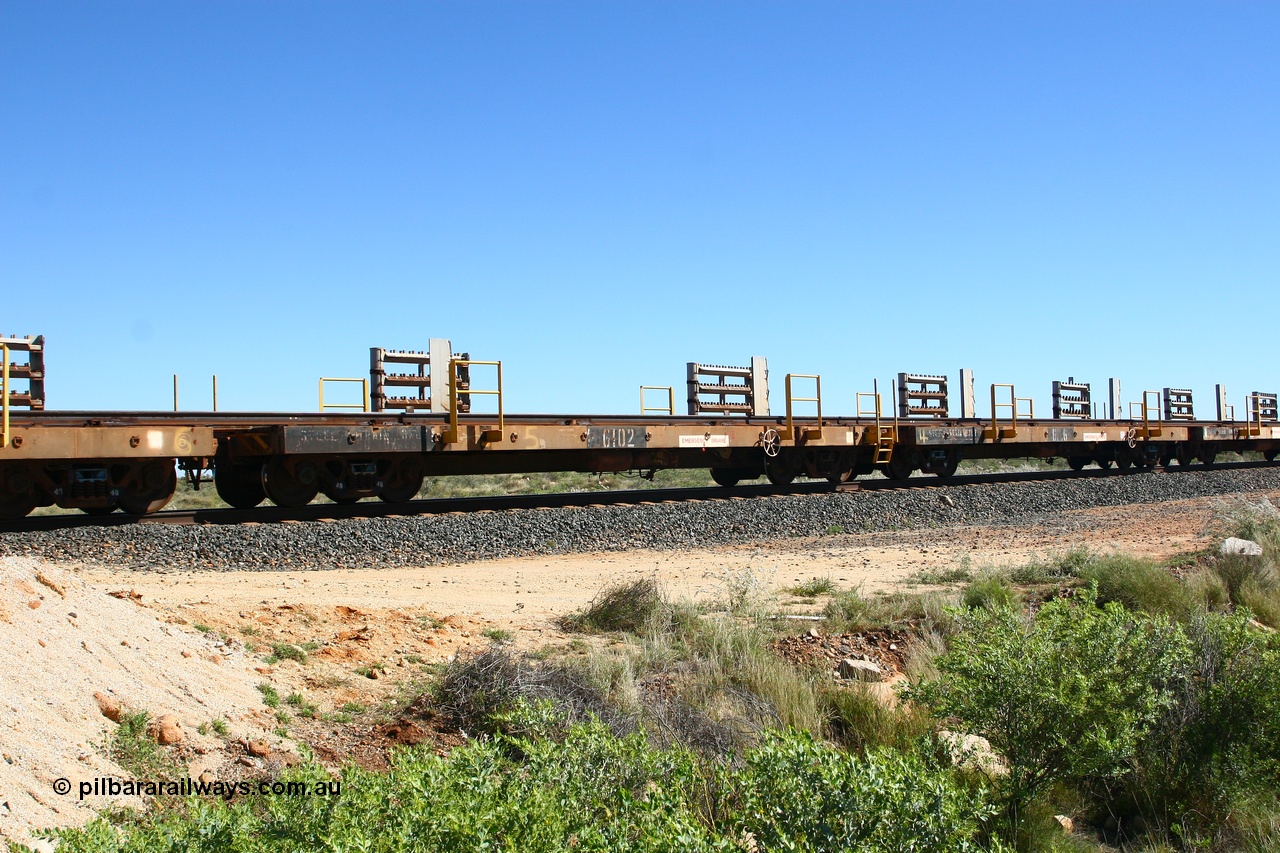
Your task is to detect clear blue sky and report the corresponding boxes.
[3,2,1277,418]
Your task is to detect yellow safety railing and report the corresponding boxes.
[1245,393,1272,436]
[2,343,9,449]
[785,373,822,441]
[640,385,674,416]
[986,384,1032,440]
[1128,391,1162,438]
[319,378,370,412]
[445,359,503,445]
[857,378,898,464]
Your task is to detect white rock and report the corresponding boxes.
[1221,537,1263,556]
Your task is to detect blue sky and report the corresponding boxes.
[3,2,1277,418]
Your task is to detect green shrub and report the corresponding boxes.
[789,576,837,596]
[822,683,933,754]
[1213,553,1280,605]
[912,588,1192,829]
[49,710,995,853]
[256,683,280,708]
[1074,554,1194,619]
[268,642,308,664]
[724,729,995,853]
[1186,570,1231,611]
[1007,548,1093,585]
[1116,611,1280,836]
[824,588,944,631]
[962,576,1018,611]
[1239,578,1280,629]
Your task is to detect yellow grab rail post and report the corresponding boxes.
[1,343,9,449]
[785,373,822,442]
[987,384,1018,440]
[319,378,370,412]
[212,375,218,412]
[1246,393,1265,436]
[445,359,503,445]
[640,386,675,416]
[173,374,179,412]
[1128,391,1162,438]
[857,379,896,464]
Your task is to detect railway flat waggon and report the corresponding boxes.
[1,335,1277,520]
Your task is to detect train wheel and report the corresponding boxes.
[1095,458,1113,470]
[710,468,742,488]
[1176,445,1195,466]
[1067,456,1089,471]
[0,492,38,521]
[885,454,914,480]
[1267,450,1278,463]
[118,461,177,515]
[933,453,959,478]
[1114,450,1133,471]
[826,468,855,485]
[262,458,320,508]
[215,462,267,509]
[765,460,796,486]
[1200,449,1217,467]
[81,505,117,516]
[379,462,424,503]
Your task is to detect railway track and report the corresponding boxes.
[4,460,1272,534]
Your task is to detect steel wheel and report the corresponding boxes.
[81,505,117,516]
[215,462,267,509]
[0,492,39,521]
[710,468,742,488]
[1095,458,1113,470]
[262,458,320,508]
[118,461,177,515]
[885,453,914,480]
[1067,456,1089,471]
[826,468,854,485]
[1200,448,1217,467]
[765,460,796,486]
[933,452,959,479]
[379,462,424,503]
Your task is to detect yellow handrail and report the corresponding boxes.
[319,377,370,412]
[640,385,674,416]
[988,384,1017,439]
[446,359,503,444]
[1245,393,1269,436]
[2,343,9,449]
[1128,390,1162,438]
[785,373,822,441]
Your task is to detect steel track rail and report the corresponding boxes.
[2,460,1274,534]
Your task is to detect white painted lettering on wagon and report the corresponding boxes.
[679,435,730,448]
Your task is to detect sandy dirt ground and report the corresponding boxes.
[2,489,1275,847]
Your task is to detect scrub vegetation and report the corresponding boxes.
[31,511,1280,853]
